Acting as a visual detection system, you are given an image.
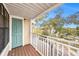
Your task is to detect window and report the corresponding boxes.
[0,3,9,54]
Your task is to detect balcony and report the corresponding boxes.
[31,33,79,56]
[8,34,79,56]
[0,3,79,56]
[8,33,79,56]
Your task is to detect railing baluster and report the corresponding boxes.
[42,37,43,54]
[43,38,44,55]
[48,40,50,56]
[45,40,46,56]
[55,43,57,56]
[32,33,79,56]
[40,37,42,53]
[49,40,51,56]
[57,43,58,56]
[76,49,79,56]
[51,42,54,56]
[32,34,35,48]
[37,35,38,50]
[36,34,38,50]
[41,38,42,54]
[44,38,46,55]
[43,38,45,55]
[68,47,70,56]
[53,42,55,56]
[62,45,64,56]
[47,39,49,56]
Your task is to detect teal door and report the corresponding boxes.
[12,18,23,48]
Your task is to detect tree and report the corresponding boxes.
[76,26,79,36]
[48,14,65,35]
[66,12,79,25]
[40,8,65,36]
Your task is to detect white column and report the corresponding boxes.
[30,20,32,45]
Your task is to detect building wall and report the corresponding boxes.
[24,19,30,45]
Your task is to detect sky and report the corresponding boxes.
[47,3,79,18]
[36,3,79,28]
[47,3,79,28]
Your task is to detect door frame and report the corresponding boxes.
[9,15,24,50]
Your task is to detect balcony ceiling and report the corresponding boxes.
[5,3,60,19]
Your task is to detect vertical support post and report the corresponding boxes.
[9,16,12,50]
[30,20,32,45]
[22,17,24,46]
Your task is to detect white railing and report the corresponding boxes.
[31,33,79,56]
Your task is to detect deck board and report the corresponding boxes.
[8,44,41,56]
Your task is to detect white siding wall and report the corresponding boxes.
[24,19,30,45]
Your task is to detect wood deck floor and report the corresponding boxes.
[8,44,41,56]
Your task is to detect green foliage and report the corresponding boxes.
[76,26,79,36]
[66,12,79,25]
[34,8,79,39]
